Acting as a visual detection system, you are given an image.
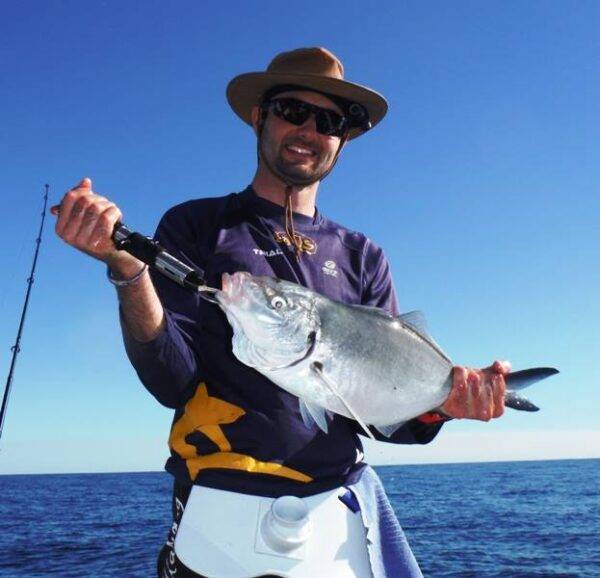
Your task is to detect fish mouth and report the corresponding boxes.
[220,271,251,303]
[218,271,268,314]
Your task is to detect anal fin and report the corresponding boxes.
[373,422,407,438]
[299,400,330,433]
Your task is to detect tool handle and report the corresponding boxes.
[51,205,209,292]
[112,223,208,291]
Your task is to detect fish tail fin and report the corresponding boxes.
[505,367,558,391]
[504,367,559,413]
[504,391,539,412]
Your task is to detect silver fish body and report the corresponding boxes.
[216,272,556,436]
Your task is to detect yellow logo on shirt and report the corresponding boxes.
[169,382,312,483]
[274,231,317,254]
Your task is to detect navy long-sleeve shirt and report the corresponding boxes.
[122,187,443,497]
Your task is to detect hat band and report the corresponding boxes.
[261,84,352,113]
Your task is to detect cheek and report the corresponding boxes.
[262,117,288,145]
[321,137,341,160]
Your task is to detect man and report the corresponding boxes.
[54,47,509,577]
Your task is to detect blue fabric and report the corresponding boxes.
[338,488,361,513]
[348,465,423,578]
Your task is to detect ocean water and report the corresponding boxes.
[0,459,598,577]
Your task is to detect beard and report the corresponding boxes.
[258,129,336,187]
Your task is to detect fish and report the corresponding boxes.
[216,272,558,439]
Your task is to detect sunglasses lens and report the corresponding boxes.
[272,99,311,126]
[269,98,347,137]
[315,110,347,137]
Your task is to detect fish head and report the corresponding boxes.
[217,272,319,370]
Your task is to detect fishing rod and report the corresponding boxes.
[0,195,216,444]
[0,185,50,444]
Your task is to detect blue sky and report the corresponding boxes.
[0,1,598,474]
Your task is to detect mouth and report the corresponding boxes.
[284,142,317,159]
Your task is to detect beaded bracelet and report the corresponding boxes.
[106,264,148,287]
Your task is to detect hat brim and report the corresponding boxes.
[227,72,388,140]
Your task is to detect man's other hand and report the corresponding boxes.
[441,360,511,421]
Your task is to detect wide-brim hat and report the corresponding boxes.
[227,47,388,140]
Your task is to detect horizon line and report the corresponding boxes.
[1,455,598,477]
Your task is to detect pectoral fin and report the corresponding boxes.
[310,362,376,440]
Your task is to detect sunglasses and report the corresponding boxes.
[264,97,349,138]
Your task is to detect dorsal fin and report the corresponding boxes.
[399,310,429,336]
[399,310,452,362]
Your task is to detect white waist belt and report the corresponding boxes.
[174,484,373,578]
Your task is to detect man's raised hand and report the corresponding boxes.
[52,177,142,276]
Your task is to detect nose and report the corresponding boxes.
[296,113,318,135]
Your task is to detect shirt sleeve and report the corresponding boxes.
[121,201,210,408]
[359,240,445,445]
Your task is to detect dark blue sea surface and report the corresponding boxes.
[0,459,598,577]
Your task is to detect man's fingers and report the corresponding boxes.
[473,371,494,421]
[88,205,122,248]
[443,366,470,418]
[53,178,128,264]
[453,365,469,387]
[465,369,481,419]
[491,373,505,418]
[55,181,94,234]
[489,359,511,374]
[60,195,93,242]
[53,177,94,223]
[55,189,81,235]
[73,199,113,246]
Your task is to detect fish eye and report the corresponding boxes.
[270,296,287,310]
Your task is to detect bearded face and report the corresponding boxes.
[257,91,344,186]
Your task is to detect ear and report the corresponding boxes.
[251,106,261,136]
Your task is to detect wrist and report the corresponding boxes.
[107,263,148,287]
[106,252,145,280]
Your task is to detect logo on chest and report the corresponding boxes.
[273,231,317,255]
[253,248,284,258]
[322,260,338,277]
